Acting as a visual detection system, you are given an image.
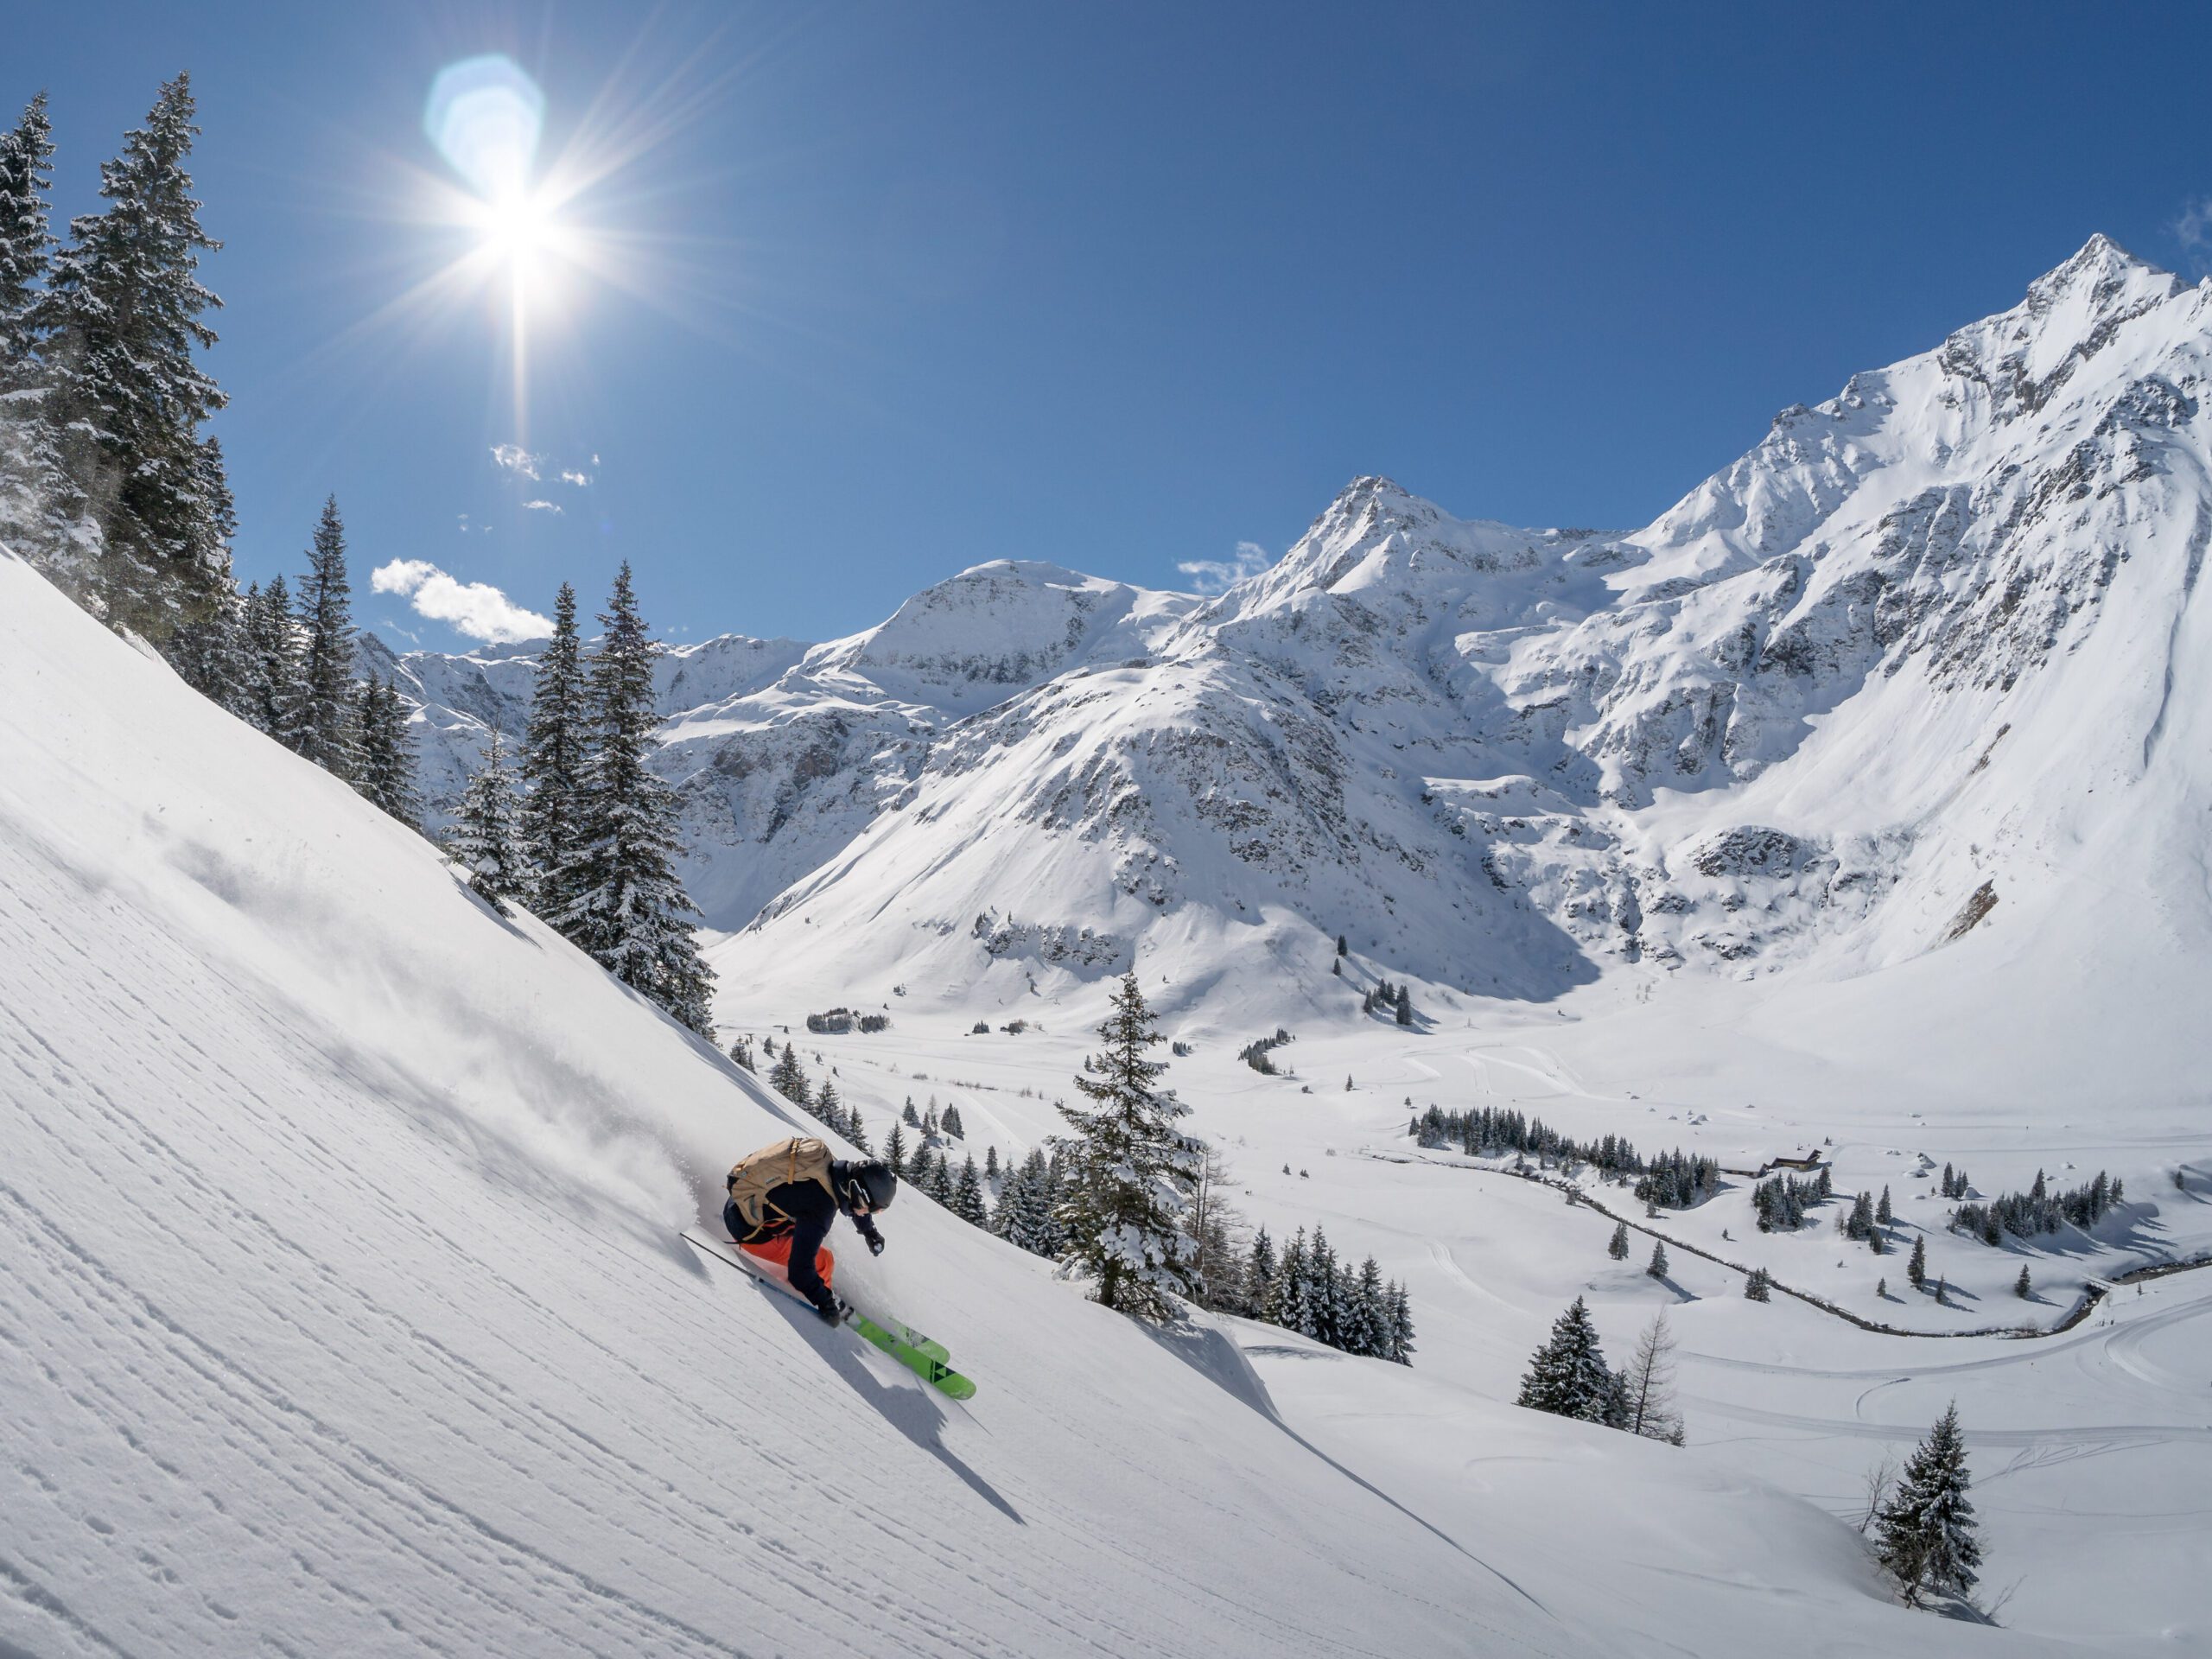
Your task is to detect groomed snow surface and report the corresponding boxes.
[7,551,2176,1656]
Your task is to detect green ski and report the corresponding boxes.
[681,1230,968,1391]
[849,1312,977,1400]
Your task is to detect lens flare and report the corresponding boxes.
[425,54,544,200]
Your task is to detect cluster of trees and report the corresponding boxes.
[1239,1225,1414,1363]
[1516,1298,1682,1444]
[1238,1027,1292,1074]
[900,1097,963,1139]
[1938,1163,1973,1198]
[1751,1166,1833,1230]
[1633,1148,1723,1211]
[0,85,424,826]
[0,86,715,1038]
[804,1007,892,1034]
[1360,978,1414,1025]
[1840,1185,1897,1253]
[454,568,717,1034]
[1410,1104,1648,1179]
[1951,1169,2122,1245]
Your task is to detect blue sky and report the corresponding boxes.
[20,3,2212,649]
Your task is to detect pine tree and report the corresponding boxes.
[815,1080,843,1134]
[167,567,251,716]
[1875,1402,1982,1606]
[1346,1255,1388,1357]
[1516,1297,1614,1422]
[1621,1310,1681,1441]
[1247,1227,1275,1321]
[1269,1229,1307,1330]
[1907,1235,1928,1290]
[1745,1267,1771,1301]
[1607,1221,1630,1260]
[883,1122,908,1173]
[1647,1240,1669,1279]
[1335,933,1347,957]
[521,582,588,911]
[2014,1264,2031,1300]
[903,1099,921,1128]
[1847,1191,1875,1240]
[1941,1162,1955,1199]
[942,1104,964,1139]
[1305,1226,1342,1350]
[951,1155,988,1226]
[1052,973,1202,1320]
[294,497,359,777]
[983,1144,999,1181]
[768,1045,811,1109]
[40,74,231,644]
[451,730,530,912]
[1386,1281,1415,1366]
[0,93,54,370]
[0,94,101,596]
[556,564,716,1035]
[353,676,422,829]
[1877,1185,1894,1227]
[1394,983,1412,1027]
[244,575,304,741]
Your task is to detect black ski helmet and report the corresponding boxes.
[841,1160,897,1213]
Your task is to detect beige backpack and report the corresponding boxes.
[726,1136,836,1231]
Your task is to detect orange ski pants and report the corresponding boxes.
[739,1233,836,1294]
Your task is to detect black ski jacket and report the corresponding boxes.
[724,1168,881,1313]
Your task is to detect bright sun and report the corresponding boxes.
[475,188,564,283]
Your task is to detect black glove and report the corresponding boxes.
[816,1294,850,1326]
[865,1230,887,1258]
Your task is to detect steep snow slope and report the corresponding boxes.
[2,550,2043,1656]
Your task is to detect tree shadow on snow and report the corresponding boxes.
[1139,1319,1560,1625]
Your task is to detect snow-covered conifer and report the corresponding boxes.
[353,676,422,830]
[2014,1264,2031,1299]
[451,730,530,912]
[1386,1281,1415,1366]
[815,1080,843,1133]
[521,582,588,911]
[1875,1402,1982,1606]
[1516,1297,1614,1422]
[0,93,54,369]
[883,1122,908,1173]
[40,75,230,644]
[951,1154,988,1226]
[1907,1235,1928,1289]
[1878,1185,1894,1226]
[1646,1240,1669,1279]
[1607,1220,1630,1260]
[1745,1267,1771,1301]
[769,1045,811,1108]
[244,575,304,741]
[902,1098,921,1128]
[1052,972,1202,1320]
[942,1104,964,1138]
[293,497,359,778]
[983,1144,999,1180]
[556,563,716,1035]
[728,1036,753,1072]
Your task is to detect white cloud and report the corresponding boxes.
[521,499,563,514]
[371,559,552,645]
[2178,200,2212,272]
[560,468,590,486]
[1177,540,1274,596]
[490,443,542,480]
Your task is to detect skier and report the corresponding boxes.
[723,1136,896,1324]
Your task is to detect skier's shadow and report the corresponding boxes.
[753,1288,1025,1526]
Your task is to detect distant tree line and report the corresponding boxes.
[1407,1105,1720,1211]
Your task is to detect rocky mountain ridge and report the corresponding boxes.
[375,236,2212,1014]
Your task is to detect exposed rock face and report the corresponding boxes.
[375,238,2212,1006]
